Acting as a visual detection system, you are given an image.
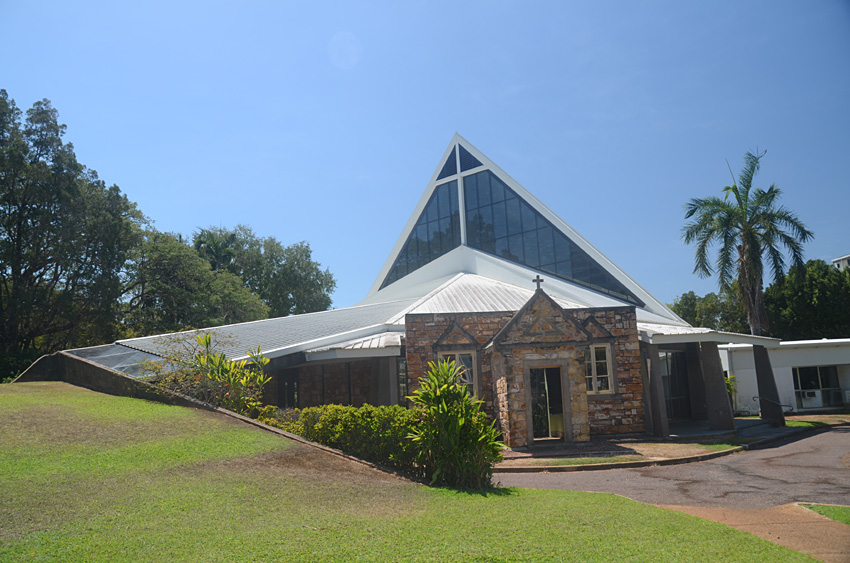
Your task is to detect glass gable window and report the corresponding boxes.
[381,180,461,288]
[436,146,457,180]
[463,170,643,306]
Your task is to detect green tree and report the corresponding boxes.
[123,230,268,336]
[193,225,336,317]
[683,150,813,335]
[765,259,850,340]
[670,285,748,334]
[0,90,144,369]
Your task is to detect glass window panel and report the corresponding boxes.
[480,237,496,254]
[506,197,522,236]
[438,217,451,250]
[523,233,540,267]
[585,356,592,377]
[521,201,537,233]
[595,346,607,362]
[448,181,459,216]
[792,368,800,390]
[490,174,505,203]
[466,210,480,245]
[819,366,839,388]
[495,236,510,258]
[436,147,457,180]
[508,234,524,262]
[596,360,608,376]
[464,175,478,210]
[478,205,494,241]
[585,376,594,392]
[798,366,819,390]
[597,377,610,391]
[459,144,483,171]
[437,183,450,219]
[553,233,572,264]
[492,201,507,239]
[537,226,555,266]
[477,172,491,206]
[556,260,572,277]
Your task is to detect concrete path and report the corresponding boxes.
[660,503,850,563]
[496,427,850,561]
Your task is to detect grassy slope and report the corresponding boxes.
[0,382,814,562]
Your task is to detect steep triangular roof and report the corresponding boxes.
[362,134,685,325]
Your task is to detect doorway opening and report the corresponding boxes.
[530,367,564,440]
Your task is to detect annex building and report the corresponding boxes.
[20,135,787,448]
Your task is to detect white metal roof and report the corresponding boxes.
[638,322,781,347]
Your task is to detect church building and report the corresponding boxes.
[23,135,785,448]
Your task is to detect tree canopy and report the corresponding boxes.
[682,150,813,335]
[192,226,336,318]
[672,260,850,340]
[0,91,337,380]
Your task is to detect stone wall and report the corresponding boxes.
[404,292,646,448]
[405,312,515,416]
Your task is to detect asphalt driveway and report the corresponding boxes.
[495,426,850,509]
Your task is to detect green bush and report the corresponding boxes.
[143,332,270,417]
[263,403,420,474]
[409,359,504,489]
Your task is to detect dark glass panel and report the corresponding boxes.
[459,144,483,171]
[464,174,478,209]
[793,368,801,390]
[438,217,451,249]
[478,205,494,241]
[495,236,510,259]
[437,183,450,219]
[427,221,441,256]
[556,260,572,277]
[538,226,555,266]
[448,182,459,216]
[506,197,522,236]
[820,366,839,388]
[553,233,572,263]
[450,214,461,246]
[425,196,438,223]
[798,367,820,390]
[508,234,524,262]
[479,237,496,254]
[492,201,507,239]
[477,172,491,206]
[521,201,537,233]
[466,210,481,245]
[490,175,506,203]
[436,146,457,181]
[523,232,540,268]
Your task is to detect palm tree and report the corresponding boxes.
[683,150,813,336]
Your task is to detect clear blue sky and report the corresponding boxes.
[3,1,848,310]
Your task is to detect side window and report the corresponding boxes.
[585,344,613,394]
[438,351,478,396]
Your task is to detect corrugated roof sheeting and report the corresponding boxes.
[392,274,582,319]
[307,332,403,353]
[117,298,417,360]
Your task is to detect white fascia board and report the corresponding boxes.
[305,346,402,363]
[641,330,781,348]
[229,324,402,361]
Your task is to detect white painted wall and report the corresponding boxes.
[719,339,850,414]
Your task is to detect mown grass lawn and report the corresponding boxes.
[0,382,814,562]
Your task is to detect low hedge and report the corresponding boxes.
[259,404,421,475]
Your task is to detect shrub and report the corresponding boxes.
[143,332,270,417]
[263,403,420,474]
[408,359,504,489]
